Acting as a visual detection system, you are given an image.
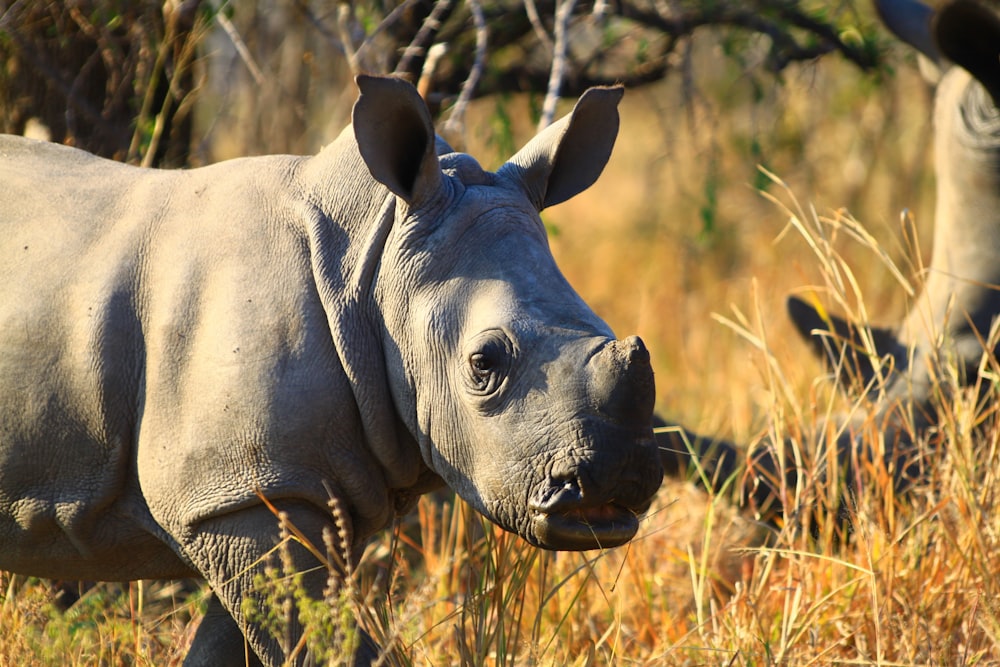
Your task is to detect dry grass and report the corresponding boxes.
[5,34,1000,667]
[0,577,198,665]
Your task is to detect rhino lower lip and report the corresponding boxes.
[530,504,638,551]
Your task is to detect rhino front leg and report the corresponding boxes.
[184,594,264,667]
[654,421,741,482]
[654,423,790,521]
[176,501,378,667]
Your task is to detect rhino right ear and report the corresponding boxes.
[787,295,904,397]
[933,0,1000,106]
[352,74,442,207]
[498,86,623,211]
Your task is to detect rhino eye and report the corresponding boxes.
[471,353,493,376]
[464,332,513,396]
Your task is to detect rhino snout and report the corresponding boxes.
[514,339,661,551]
[587,335,655,425]
[524,441,660,551]
[527,473,642,551]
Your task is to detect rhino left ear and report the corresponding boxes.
[498,86,623,210]
[353,74,442,207]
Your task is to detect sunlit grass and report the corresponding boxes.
[0,576,199,666]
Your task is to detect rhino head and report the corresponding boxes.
[352,75,662,551]
[788,0,1000,413]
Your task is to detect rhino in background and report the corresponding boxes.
[0,75,662,666]
[657,0,1000,523]
[655,420,794,524]
[788,0,1000,452]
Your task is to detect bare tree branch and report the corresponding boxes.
[0,0,885,161]
[420,0,880,105]
[394,0,459,82]
[442,0,488,138]
[217,9,264,85]
[524,0,554,50]
[539,0,578,131]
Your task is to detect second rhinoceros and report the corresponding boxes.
[0,75,662,665]
[789,0,1000,444]
[659,0,1000,524]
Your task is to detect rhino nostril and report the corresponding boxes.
[529,475,583,512]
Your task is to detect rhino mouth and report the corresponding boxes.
[529,503,639,551]
[527,481,641,550]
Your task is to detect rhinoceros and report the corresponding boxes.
[788,0,1000,447]
[0,74,662,665]
[656,0,1000,524]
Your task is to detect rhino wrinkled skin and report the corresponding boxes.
[0,75,662,665]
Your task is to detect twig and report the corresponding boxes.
[216,7,264,85]
[523,0,554,51]
[336,4,360,74]
[441,0,487,137]
[293,0,349,57]
[538,0,578,131]
[417,43,448,100]
[394,0,458,81]
[592,0,610,23]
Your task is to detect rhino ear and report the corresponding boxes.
[352,74,442,207]
[874,0,941,63]
[498,86,623,211]
[933,0,1000,106]
[787,295,904,397]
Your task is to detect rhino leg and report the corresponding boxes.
[176,502,378,667]
[655,408,929,531]
[786,295,906,398]
[762,409,929,530]
[654,417,788,521]
[184,594,263,667]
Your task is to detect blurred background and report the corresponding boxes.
[0,0,939,447]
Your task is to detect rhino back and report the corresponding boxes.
[0,137,173,577]
[0,135,397,579]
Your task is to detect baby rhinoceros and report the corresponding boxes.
[0,75,662,666]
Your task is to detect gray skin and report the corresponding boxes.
[660,0,1000,523]
[0,75,662,666]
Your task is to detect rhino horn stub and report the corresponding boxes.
[588,335,655,425]
[352,74,442,207]
[498,85,623,211]
[874,0,940,63]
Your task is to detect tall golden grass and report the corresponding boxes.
[5,35,1000,667]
